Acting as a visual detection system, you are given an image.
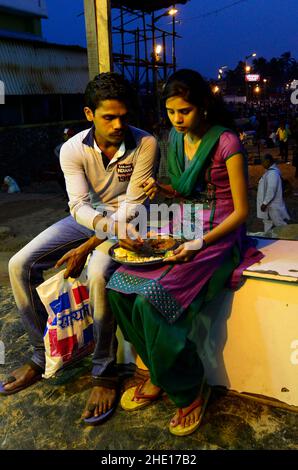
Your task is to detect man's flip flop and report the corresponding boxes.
[83,404,116,425]
[169,384,211,437]
[0,374,42,396]
[120,380,162,411]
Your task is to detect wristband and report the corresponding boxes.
[94,216,116,240]
[183,238,204,251]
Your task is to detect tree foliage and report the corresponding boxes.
[224,52,298,93]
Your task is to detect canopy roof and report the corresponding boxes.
[111,0,189,13]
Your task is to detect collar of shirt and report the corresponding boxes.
[93,139,126,166]
[268,163,278,170]
[82,125,137,153]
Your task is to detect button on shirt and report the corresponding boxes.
[59,126,158,230]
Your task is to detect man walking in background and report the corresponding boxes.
[257,154,290,232]
[276,121,291,163]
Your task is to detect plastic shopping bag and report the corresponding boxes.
[36,268,94,378]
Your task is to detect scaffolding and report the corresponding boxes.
[111,1,190,107]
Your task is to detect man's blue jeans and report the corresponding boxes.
[8,215,119,378]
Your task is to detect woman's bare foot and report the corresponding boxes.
[2,363,42,392]
[133,378,161,404]
[170,398,203,429]
[82,386,117,420]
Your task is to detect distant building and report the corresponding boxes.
[0,0,88,126]
[0,0,48,40]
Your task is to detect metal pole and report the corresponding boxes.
[120,6,125,76]
[162,32,167,81]
[245,60,248,104]
[172,7,176,72]
[152,11,156,95]
[151,12,160,119]
[142,11,150,94]
[135,28,140,89]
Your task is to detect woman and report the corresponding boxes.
[107,69,262,436]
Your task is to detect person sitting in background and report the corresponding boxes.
[54,128,76,159]
[257,154,290,232]
[2,176,20,193]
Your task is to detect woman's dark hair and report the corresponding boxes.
[162,69,235,129]
[84,72,136,114]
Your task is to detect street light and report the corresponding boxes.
[155,8,178,22]
[245,52,257,72]
[154,44,162,62]
[218,65,228,80]
[244,53,257,102]
[151,8,179,117]
[168,8,178,16]
[245,52,257,61]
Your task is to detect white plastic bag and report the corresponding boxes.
[36,268,94,378]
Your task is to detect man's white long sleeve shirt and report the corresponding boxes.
[60,126,158,230]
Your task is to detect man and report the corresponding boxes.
[1,73,158,424]
[276,121,291,163]
[257,154,290,232]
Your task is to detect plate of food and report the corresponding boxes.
[109,236,180,266]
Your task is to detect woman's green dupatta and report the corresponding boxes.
[167,125,229,196]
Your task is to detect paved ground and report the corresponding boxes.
[0,168,298,451]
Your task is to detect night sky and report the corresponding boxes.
[41,0,298,78]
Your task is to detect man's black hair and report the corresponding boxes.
[84,72,136,113]
[263,153,274,164]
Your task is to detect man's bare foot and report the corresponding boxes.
[81,386,117,419]
[133,378,161,404]
[2,363,42,392]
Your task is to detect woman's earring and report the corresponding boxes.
[204,110,208,119]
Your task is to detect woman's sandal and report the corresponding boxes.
[169,385,211,436]
[120,379,162,411]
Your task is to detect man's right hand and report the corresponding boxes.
[55,246,89,279]
[118,222,144,252]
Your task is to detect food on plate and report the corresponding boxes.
[145,237,177,252]
[113,246,165,263]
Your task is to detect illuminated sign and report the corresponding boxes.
[245,74,261,82]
